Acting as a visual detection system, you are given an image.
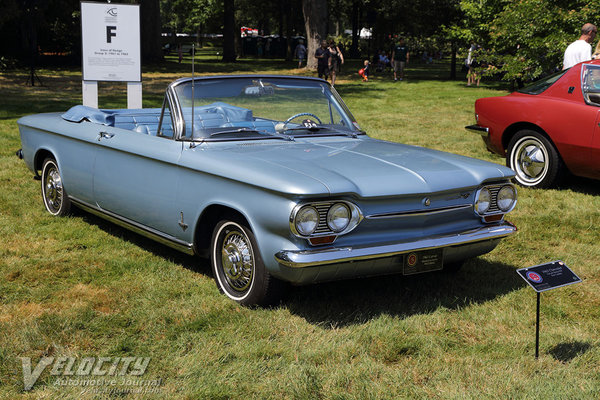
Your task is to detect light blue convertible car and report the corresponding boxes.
[17,76,517,305]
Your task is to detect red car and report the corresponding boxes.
[467,60,600,188]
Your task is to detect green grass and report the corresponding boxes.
[1,56,600,399]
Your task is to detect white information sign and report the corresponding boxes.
[81,2,141,82]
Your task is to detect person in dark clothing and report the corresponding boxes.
[315,40,330,80]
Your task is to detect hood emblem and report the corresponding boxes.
[423,197,431,206]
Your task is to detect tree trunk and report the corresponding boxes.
[285,0,293,61]
[302,0,328,70]
[450,41,457,80]
[350,1,359,58]
[223,0,236,62]
[140,0,162,62]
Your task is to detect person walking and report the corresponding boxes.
[315,40,330,80]
[391,38,409,81]
[294,39,307,68]
[328,40,344,86]
[563,23,597,69]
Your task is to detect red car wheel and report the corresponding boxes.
[507,130,563,188]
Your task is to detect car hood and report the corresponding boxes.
[185,136,514,197]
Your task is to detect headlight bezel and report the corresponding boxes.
[497,185,517,212]
[290,200,363,239]
[294,206,319,236]
[474,183,518,219]
[474,187,491,215]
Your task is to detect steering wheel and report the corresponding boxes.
[285,112,322,124]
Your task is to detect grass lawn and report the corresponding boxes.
[1,54,600,399]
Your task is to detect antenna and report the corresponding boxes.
[191,43,195,138]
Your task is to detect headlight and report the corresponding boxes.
[475,188,491,214]
[295,206,319,236]
[327,203,350,232]
[497,185,516,211]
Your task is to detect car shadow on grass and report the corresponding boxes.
[284,259,522,328]
[75,208,520,326]
[76,209,208,274]
[560,175,600,196]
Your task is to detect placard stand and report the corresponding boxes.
[517,260,581,359]
[535,292,540,358]
[82,81,98,108]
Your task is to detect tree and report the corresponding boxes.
[223,0,237,61]
[140,0,163,62]
[302,0,328,69]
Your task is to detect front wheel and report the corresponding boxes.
[41,158,71,216]
[507,130,563,188]
[211,219,283,306]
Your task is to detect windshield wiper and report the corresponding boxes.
[209,128,261,137]
[208,127,294,141]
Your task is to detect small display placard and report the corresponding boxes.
[403,249,443,275]
[517,260,581,293]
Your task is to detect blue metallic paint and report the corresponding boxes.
[17,76,518,288]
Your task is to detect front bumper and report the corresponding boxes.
[465,124,489,135]
[274,221,516,269]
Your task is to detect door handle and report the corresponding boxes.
[97,131,115,141]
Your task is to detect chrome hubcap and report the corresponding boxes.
[513,138,548,185]
[220,230,253,292]
[45,167,63,212]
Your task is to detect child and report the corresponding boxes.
[358,60,370,81]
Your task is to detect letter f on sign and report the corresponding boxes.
[106,26,117,43]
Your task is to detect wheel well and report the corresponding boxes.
[194,205,249,256]
[502,123,549,151]
[33,149,54,176]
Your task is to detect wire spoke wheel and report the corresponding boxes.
[41,158,71,216]
[211,219,284,306]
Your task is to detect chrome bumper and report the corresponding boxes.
[465,124,489,136]
[275,222,516,268]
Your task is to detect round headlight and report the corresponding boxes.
[497,185,516,211]
[475,188,491,214]
[295,206,319,236]
[327,203,350,232]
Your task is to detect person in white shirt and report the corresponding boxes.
[563,23,597,69]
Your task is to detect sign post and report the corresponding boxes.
[81,2,141,109]
[516,260,581,359]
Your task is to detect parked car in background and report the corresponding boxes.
[467,60,600,188]
[17,75,517,306]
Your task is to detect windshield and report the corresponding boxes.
[171,77,361,140]
[517,69,568,95]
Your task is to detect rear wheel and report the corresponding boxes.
[41,158,71,216]
[507,130,563,188]
[211,218,283,306]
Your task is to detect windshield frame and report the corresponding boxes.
[159,75,363,142]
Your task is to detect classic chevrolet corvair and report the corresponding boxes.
[17,75,517,305]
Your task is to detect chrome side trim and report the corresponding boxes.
[366,204,473,219]
[69,197,195,255]
[275,221,516,268]
[465,125,489,136]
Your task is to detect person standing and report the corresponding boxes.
[391,38,409,81]
[315,40,330,80]
[563,23,597,69]
[294,39,307,68]
[328,40,344,87]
